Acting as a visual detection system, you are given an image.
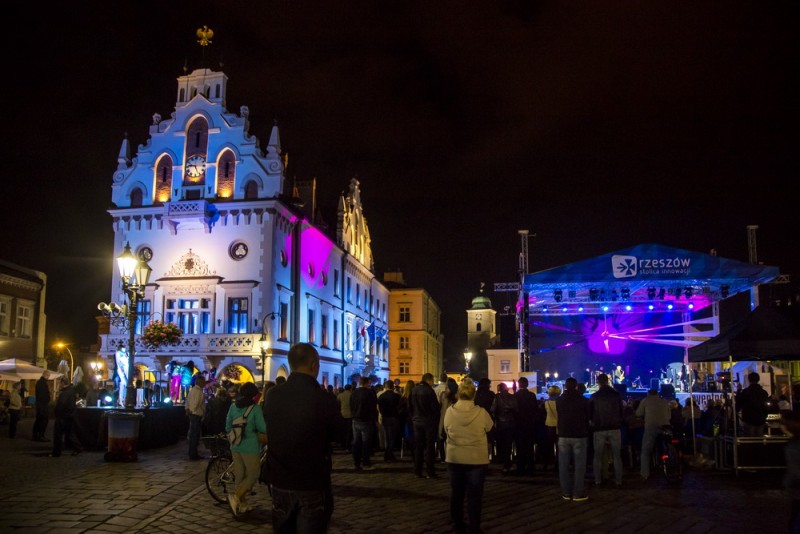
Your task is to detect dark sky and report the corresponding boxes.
[2,1,797,369]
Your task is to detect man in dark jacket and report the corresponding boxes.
[514,376,539,476]
[737,372,770,436]
[33,372,51,441]
[491,383,518,474]
[410,372,440,478]
[589,373,624,487]
[556,377,590,501]
[264,343,342,533]
[50,380,82,457]
[378,380,401,461]
[350,376,378,470]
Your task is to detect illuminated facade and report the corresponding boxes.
[385,271,443,381]
[98,66,389,389]
[0,259,47,366]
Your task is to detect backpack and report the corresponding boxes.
[228,405,255,446]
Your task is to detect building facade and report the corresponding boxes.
[0,260,47,366]
[97,66,388,394]
[385,271,443,381]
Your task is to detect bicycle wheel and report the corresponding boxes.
[205,455,235,503]
[662,443,683,484]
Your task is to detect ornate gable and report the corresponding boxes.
[165,249,216,277]
[337,178,374,271]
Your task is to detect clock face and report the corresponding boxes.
[186,155,206,177]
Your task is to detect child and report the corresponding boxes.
[780,411,800,533]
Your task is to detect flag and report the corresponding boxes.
[366,323,376,342]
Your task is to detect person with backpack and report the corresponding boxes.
[225,381,267,517]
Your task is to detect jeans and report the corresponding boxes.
[640,426,662,478]
[188,414,202,459]
[382,417,400,459]
[414,421,438,476]
[271,485,333,534]
[558,437,587,498]
[447,463,487,534]
[352,420,375,467]
[592,429,623,485]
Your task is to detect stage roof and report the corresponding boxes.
[522,243,779,316]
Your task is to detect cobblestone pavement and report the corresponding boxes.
[0,416,790,533]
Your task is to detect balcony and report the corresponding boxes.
[165,199,216,233]
[98,333,258,356]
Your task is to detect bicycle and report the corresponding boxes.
[656,425,683,484]
[202,433,270,503]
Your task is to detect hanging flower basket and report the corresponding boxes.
[141,321,183,350]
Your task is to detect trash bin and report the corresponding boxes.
[105,411,144,462]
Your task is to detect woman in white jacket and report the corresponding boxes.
[444,378,494,534]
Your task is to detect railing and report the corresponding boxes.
[98,333,258,355]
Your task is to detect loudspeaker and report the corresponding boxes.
[613,384,627,395]
[660,383,675,399]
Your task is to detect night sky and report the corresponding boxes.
[2,1,797,370]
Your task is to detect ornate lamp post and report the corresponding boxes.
[99,242,151,408]
[256,312,279,390]
[54,342,74,381]
[463,349,473,376]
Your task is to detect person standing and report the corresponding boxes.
[225,382,267,516]
[737,371,770,437]
[50,380,82,457]
[589,373,624,487]
[514,376,539,476]
[543,385,561,470]
[613,365,625,385]
[185,374,206,460]
[33,372,51,441]
[350,376,378,470]
[337,384,354,451]
[556,377,591,501]
[437,378,458,463]
[378,380,401,461]
[490,383,518,474]
[444,378,494,534]
[8,382,22,438]
[636,389,671,480]
[263,343,341,533]
[205,385,232,436]
[411,372,441,478]
[474,378,496,460]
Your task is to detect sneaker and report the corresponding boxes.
[362,464,376,471]
[562,495,572,501]
[573,495,589,502]
[228,494,240,517]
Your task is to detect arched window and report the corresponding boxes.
[155,154,173,203]
[244,180,258,200]
[130,188,143,207]
[216,150,236,198]
[476,322,482,332]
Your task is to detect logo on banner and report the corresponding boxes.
[612,255,638,278]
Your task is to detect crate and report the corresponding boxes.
[202,434,230,456]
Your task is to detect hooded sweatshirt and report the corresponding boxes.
[444,399,494,465]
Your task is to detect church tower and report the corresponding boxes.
[467,283,497,343]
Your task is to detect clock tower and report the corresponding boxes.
[467,283,497,343]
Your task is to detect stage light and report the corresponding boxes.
[578,306,584,312]
[562,307,568,312]
[684,286,693,299]
[648,304,655,310]
[602,305,609,312]
[721,284,730,298]
[621,288,630,300]
[667,303,674,310]
[599,289,607,301]
[611,290,618,301]
[568,290,577,299]
[688,303,694,309]
[647,287,656,299]
[590,289,599,301]
[625,305,632,311]
[542,307,548,312]
[554,289,563,302]
[658,288,666,300]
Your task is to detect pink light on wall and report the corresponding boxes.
[299,223,335,288]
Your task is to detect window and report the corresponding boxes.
[356,283,361,307]
[135,300,151,335]
[333,319,339,349]
[0,298,9,336]
[334,270,340,297]
[347,277,352,303]
[399,361,410,374]
[399,336,409,349]
[15,303,31,338]
[244,180,258,199]
[500,360,511,373]
[399,305,410,322]
[476,323,482,332]
[165,298,211,334]
[130,187,143,207]
[307,309,316,344]
[321,313,328,347]
[227,298,248,334]
[279,302,289,340]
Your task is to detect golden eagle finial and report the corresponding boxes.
[196,26,214,47]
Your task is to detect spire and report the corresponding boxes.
[117,133,131,170]
[267,121,281,158]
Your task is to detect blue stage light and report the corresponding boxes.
[625,305,632,311]
[578,306,584,312]
[688,303,694,309]
[667,303,674,310]
[562,307,568,312]
[602,305,609,312]
[648,304,654,310]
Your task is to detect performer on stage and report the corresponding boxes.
[613,365,625,385]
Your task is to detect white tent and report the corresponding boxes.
[0,359,62,381]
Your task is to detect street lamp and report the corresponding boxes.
[463,349,473,376]
[89,360,104,382]
[99,242,151,408]
[54,342,74,380]
[256,312,280,390]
